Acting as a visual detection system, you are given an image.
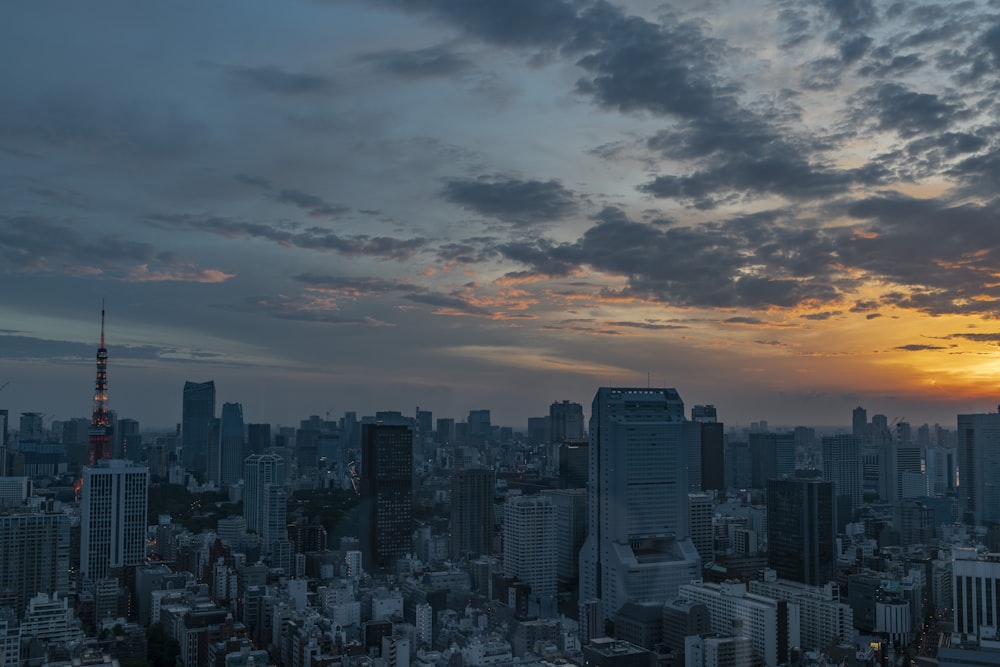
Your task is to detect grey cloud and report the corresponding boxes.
[441,177,578,225]
[816,0,877,31]
[724,317,766,325]
[225,65,335,96]
[273,189,350,219]
[148,214,427,261]
[894,344,946,351]
[356,45,474,78]
[801,311,842,320]
[293,273,425,295]
[0,333,180,362]
[856,83,966,138]
[947,333,1000,344]
[403,292,492,316]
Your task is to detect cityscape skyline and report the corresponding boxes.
[5,1,1000,430]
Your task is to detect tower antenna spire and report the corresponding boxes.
[100,299,105,348]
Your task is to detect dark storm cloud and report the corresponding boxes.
[441,177,578,225]
[148,214,427,261]
[225,65,335,96]
[356,45,474,78]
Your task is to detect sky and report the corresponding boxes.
[3,0,1000,432]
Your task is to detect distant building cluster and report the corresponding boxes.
[2,311,1000,666]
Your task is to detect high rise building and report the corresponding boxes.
[957,410,1000,526]
[243,453,285,537]
[19,412,43,444]
[558,442,588,489]
[852,406,868,439]
[952,548,1000,639]
[246,423,270,455]
[88,306,113,465]
[821,434,863,516]
[749,432,795,488]
[503,495,557,605]
[116,418,140,461]
[699,421,725,492]
[579,387,702,635]
[766,478,835,586]
[182,380,216,476]
[80,459,149,581]
[549,401,585,443]
[360,424,413,573]
[688,493,714,563]
[450,467,495,560]
[540,488,588,581]
[220,403,245,486]
[467,410,491,445]
[0,508,70,616]
[0,409,7,476]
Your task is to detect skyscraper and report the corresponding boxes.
[549,401,584,443]
[579,387,702,635]
[0,507,70,616]
[80,459,149,582]
[88,306,113,466]
[503,495,557,604]
[957,410,1000,527]
[766,478,835,586]
[220,403,245,487]
[182,380,215,476]
[821,434,863,515]
[243,453,285,537]
[360,424,413,573]
[749,432,795,488]
[450,467,495,560]
[852,406,868,439]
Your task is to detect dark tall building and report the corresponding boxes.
[558,442,588,489]
[116,418,140,461]
[749,432,795,488]
[182,381,216,476]
[360,424,413,573]
[467,410,491,445]
[766,478,835,586]
[435,418,455,445]
[852,407,868,439]
[220,403,245,486]
[247,423,270,455]
[699,422,725,492]
[549,401,584,443]
[450,467,496,559]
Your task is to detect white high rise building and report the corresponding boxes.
[504,495,557,603]
[244,453,285,536]
[579,387,702,637]
[80,459,148,581]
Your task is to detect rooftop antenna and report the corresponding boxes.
[100,299,106,348]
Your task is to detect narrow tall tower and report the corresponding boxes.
[87,304,112,465]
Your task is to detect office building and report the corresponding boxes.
[246,423,270,456]
[953,548,1000,639]
[688,493,714,562]
[749,569,853,650]
[360,424,413,572]
[821,434,863,517]
[540,488,587,581]
[80,459,149,581]
[767,478,835,586]
[749,432,795,488]
[957,410,1000,526]
[182,380,216,476]
[503,494,557,604]
[220,403,245,487]
[677,580,795,667]
[450,467,495,560]
[116,417,140,461]
[243,453,285,538]
[579,387,702,634]
[549,401,584,442]
[558,441,588,488]
[467,410,491,445]
[0,508,70,616]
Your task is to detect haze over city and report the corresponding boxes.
[4,0,1000,429]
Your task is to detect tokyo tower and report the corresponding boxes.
[87,304,112,465]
